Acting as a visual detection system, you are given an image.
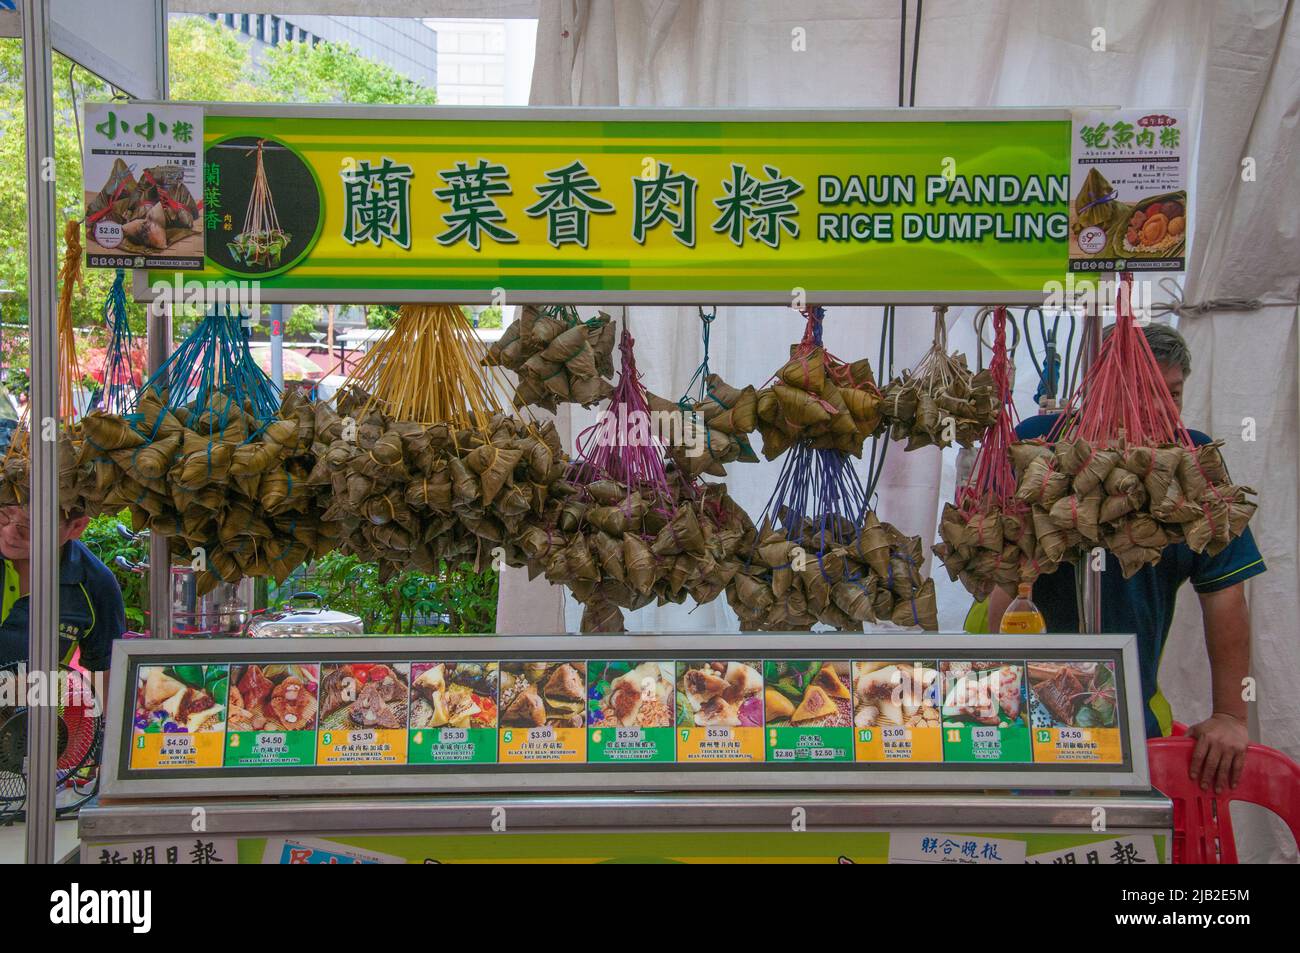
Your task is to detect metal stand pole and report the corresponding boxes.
[1076,275,1109,634]
[21,0,59,865]
[148,299,172,637]
[147,5,171,641]
[270,303,285,392]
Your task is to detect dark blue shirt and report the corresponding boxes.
[1015,415,1265,738]
[0,540,126,671]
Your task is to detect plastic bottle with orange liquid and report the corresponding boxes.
[999,582,1047,634]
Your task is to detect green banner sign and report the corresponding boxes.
[133,105,1074,304]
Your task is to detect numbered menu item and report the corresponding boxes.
[676,661,764,762]
[408,662,499,764]
[130,665,228,769]
[939,662,1032,763]
[1027,661,1122,763]
[499,661,587,763]
[587,661,675,762]
[317,662,410,765]
[852,661,943,762]
[226,664,319,767]
[764,661,853,763]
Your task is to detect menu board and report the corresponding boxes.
[112,637,1141,793]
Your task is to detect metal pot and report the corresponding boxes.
[172,566,254,637]
[242,592,364,638]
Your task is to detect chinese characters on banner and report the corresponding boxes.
[342,157,806,252]
[82,103,204,269]
[1069,108,1189,273]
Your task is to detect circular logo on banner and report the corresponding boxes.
[1077,225,1107,254]
[204,135,323,278]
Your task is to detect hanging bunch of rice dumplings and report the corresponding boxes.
[644,308,759,480]
[729,308,937,631]
[879,309,999,450]
[728,449,937,632]
[933,308,1046,600]
[79,308,335,594]
[753,307,884,460]
[1008,277,1256,578]
[521,329,756,631]
[0,220,103,518]
[315,303,568,578]
[310,388,567,580]
[521,475,757,633]
[483,304,616,412]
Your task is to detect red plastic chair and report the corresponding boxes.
[1148,736,1300,863]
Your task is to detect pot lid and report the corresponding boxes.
[246,592,363,632]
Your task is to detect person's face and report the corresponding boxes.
[0,507,30,560]
[0,506,89,561]
[1161,362,1185,412]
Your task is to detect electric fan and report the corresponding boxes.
[0,665,104,825]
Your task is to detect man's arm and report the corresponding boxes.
[1188,582,1251,793]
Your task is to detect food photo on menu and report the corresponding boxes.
[588,661,674,728]
[499,661,587,728]
[228,664,319,732]
[134,665,228,735]
[676,661,763,727]
[939,662,1029,729]
[409,662,499,729]
[318,663,410,730]
[1027,661,1119,730]
[763,661,852,727]
[851,662,942,729]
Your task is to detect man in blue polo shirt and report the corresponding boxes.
[988,324,1263,796]
[0,504,125,675]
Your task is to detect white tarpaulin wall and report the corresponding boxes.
[496,0,1300,862]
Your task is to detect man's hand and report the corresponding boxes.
[1187,712,1249,793]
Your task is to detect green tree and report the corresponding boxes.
[287,303,320,338]
[166,17,260,103]
[168,18,437,108]
[366,304,400,330]
[473,305,504,329]
[259,39,439,106]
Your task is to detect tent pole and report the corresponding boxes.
[21,0,60,866]
[147,1,172,641]
[148,299,173,639]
